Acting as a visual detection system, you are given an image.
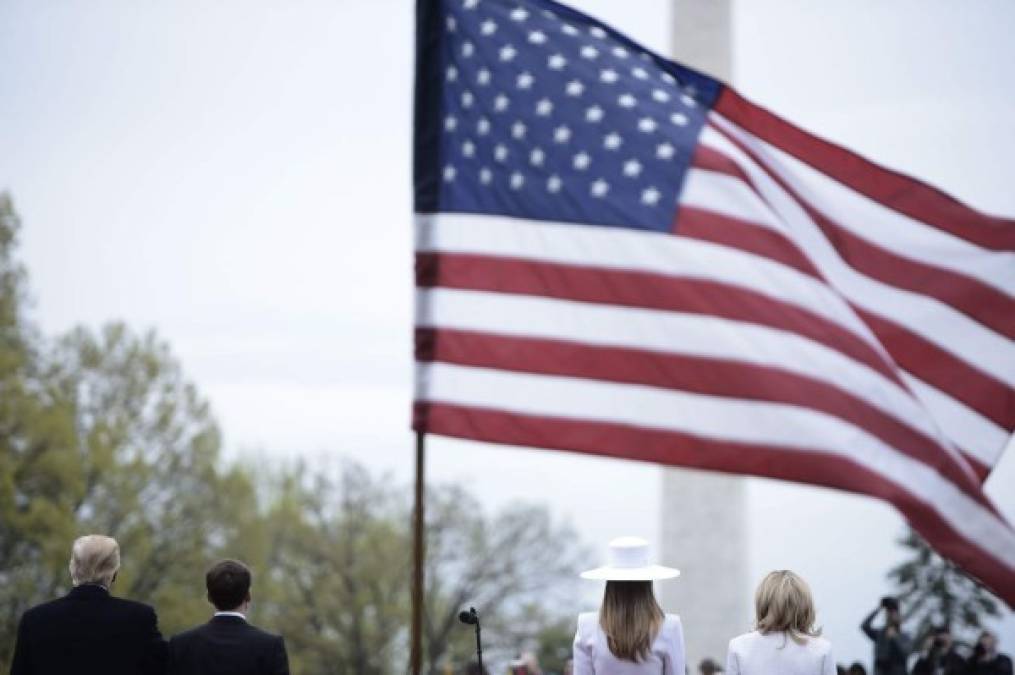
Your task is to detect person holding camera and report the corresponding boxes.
[967,630,1013,675]
[911,626,965,675]
[860,597,912,675]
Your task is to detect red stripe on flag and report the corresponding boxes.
[416,327,988,503]
[416,251,903,388]
[698,123,1014,430]
[412,401,1015,602]
[698,129,1015,340]
[857,309,1015,431]
[713,87,1015,252]
[674,205,823,280]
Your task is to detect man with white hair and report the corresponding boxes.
[9,534,167,675]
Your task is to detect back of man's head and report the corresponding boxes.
[69,535,120,587]
[699,658,723,675]
[206,559,252,611]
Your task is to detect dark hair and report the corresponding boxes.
[206,559,251,610]
[848,662,868,675]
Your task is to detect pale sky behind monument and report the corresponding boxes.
[1,0,1013,664]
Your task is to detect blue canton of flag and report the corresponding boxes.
[426,0,721,232]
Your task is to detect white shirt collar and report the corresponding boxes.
[214,611,247,620]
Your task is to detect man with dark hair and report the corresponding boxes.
[860,597,911,675]
[167,559,289,675]
[699,658,723,675]
[912,626,965,675]
[968,631,1013,675]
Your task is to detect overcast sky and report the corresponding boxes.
[1,0,1013,664]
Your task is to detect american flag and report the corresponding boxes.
[411,0,1015,601]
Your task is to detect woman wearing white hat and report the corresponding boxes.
[573,537,685,675]
[725,570,835,675]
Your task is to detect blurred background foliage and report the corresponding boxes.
[0,192,588,674]
[889,528,1001,649]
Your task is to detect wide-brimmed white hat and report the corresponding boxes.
[580,537,680,581]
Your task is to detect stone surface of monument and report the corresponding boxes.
[660,1,751,669]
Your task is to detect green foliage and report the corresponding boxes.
[50,323,260,633]
[889,527,1001,645]
[255,463,410,675]
[0,192,79,667]
[0,191,585,674]
[0,192,259,665]
[423,487,588,673]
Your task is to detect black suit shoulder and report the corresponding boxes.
[243,622,284,644]
[108,595,159,624]
[168,618,288,675]
[24,592,155,620]
[13,588,165,675]
[170,619,281,644]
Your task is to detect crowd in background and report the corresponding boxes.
[853,596,1011,675]
[480,596,1012,675]
[8,534,1013,675]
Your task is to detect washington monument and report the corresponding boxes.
[660,0,751,668]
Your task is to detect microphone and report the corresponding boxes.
[459,607,483,672]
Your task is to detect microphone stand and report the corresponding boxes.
[460,607,483,673]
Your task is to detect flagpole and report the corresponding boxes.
[410,430,426,675]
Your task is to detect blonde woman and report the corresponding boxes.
[726,570,835,675]
[573,537,685,675]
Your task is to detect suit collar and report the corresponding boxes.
[210,614,248,626]
[68,583,111,599]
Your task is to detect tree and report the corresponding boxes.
[256,462,410,675]
[517,608,575,675]
[0,192,79,669]
[48,323,260,632]
[889,527,1001,645]
[0,190,588,674]
[0,193,259,667]
[251,464,588,675]
[423,485,589,674]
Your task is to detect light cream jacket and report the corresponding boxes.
[726,630,836,675]
[572,612,685,675]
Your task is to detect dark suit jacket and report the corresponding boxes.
[968,654,1014,675]
[912,649,967,675]
[167,615,289,675]
[9,584,167,675]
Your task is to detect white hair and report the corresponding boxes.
[69,535,120,587]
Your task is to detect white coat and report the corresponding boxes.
[725,630,836,675]
[572,612,685,675]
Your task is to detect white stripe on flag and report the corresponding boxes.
[708,117,1015,298]
[902,373,1010,469]
[417,360,1015,570]
[695,125,1015,387]
[416,213,881,354]
[418,285,941,443]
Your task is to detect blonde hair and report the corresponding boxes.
[69,535,120,587]
[754,570,821,645]
[599,581,664,662]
